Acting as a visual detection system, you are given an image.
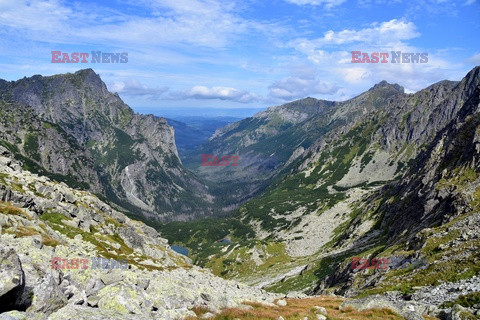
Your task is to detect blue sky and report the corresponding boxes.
[0,0,479,115]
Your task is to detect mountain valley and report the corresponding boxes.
[1,67,479,320]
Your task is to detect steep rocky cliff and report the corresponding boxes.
[0,69,215,222]
[314,67,480,296]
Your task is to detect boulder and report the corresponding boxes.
[0,310,27,320]
[100,272,125,286]
[27,273,67,315]
[0,248,25,313]
[313,306,328,315]
[276,299,287,306]
[118,226,144,250]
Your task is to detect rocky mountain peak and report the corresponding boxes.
[369,80,404,93]
[0,70,216,222]
[72,68,106,88]
[458,65,480,95]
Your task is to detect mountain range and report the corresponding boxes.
[0,67,479,319]
[162,66,480,319]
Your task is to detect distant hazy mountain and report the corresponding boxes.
[165,116,241,156]
[143,107,265,119]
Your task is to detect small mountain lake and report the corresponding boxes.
[171,245,189,256]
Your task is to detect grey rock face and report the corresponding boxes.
[99,272,125,286]
[28,274,67,315]
[117,226,144,250]
[0,310,28,320]
[0,69,215,222]
[0,249,25,313]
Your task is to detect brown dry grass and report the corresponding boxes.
[0,204,62,247]
[0,201,32,220]
[184,296,440,320]
[7,225,62,247]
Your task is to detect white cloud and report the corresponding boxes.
[289,19,420,51]
[170,86,260,103]
[0,0,258,48]
[0,0,72,31]
[109,80,261,103]
[281,18,463,100]
[285,19,437,92]
[466,52,480,64]
[285,0,347,8]
[339,67,372,84]
[109,79,168,97]
[268,67,340,100]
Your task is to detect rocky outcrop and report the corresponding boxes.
[339,277,480,320]
[0,248,25,313]
[0,146,275,319]
[307,68,480,319]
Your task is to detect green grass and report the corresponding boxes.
[39,210,174,271]
[158,218,256,271]
[354,211,480,298]
[159,218,254,247]
[91,127,142,170]
[0,202,61,247]
[265,253,351,294]
[23,132,41,162]
[39,211,70,224]
[436,167,479,191]
[441,292,480,309]
[205,241,292,279]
